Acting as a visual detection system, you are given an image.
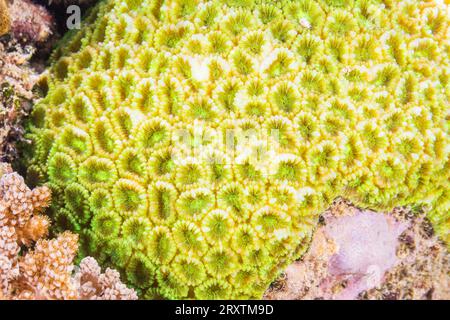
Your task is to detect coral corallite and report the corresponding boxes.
[22,0,449,299]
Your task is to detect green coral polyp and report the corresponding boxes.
[23,0,449,299]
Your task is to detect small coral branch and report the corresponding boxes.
[74,257,138,300]
[264,199,449,300]
[0,163,137,300]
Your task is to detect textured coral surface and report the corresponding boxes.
[22,0,449,299]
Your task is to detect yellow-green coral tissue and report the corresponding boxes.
[23,0,449,299]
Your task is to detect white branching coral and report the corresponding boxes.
[73,257,138,300]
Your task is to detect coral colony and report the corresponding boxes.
[0,163,136,299]
[21,0,449,299]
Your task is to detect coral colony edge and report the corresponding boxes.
[19,0,449,299]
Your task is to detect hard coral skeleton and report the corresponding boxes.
[0,163,137,300]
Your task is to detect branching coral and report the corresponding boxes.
[0,163,136,299]
[7,0,57,48]
[22,0,449,299]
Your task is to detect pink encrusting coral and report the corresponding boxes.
[319,210,408,299]
[0,0,59,163]
[265,200,449,300]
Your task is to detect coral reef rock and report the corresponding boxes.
[21,0,449,299]
[0,0,57,161]
[8,0,57,48]
[0,0,11,36]
[265,200,450,300]
[0,41,37,161]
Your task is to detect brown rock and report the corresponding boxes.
[8,0,57,48]
[0,0,10,36]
